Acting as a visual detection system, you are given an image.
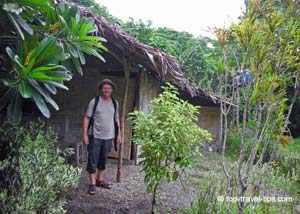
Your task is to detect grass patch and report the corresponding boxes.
[284,138,300,155]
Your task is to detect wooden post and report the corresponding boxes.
[117,57,130,182]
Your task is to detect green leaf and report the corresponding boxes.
[30,37,56,63]
[66,43,78,58]
[15,15,33,35]
[79,25,95,36]
[31,65,67,73]
[77,47,85,65]
[81,46,106,63]
[43,70,72,81]
[80,36,105,42]
[31,89,50,118]
[29,72,66,81]
[43,83,57,95]
[6,47,15,62]
[29,80,59,110]
[7,13,24,40]
[17,81,33,98]
[2,77,20,87]
[42,80,69,90]
[71,58,82,75]
[17,33,38,61]
[20,0,52,11]
[40,53,70,65]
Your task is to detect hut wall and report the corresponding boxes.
[135,71,160,161]
[196,106,221,150]
[138,71,161,112]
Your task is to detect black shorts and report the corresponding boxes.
[86,137,113,173]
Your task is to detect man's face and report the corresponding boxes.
[101,84,113,97]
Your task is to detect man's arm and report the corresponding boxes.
[83,99,95,145]
[82,116,90,145]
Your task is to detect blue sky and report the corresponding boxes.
[97,0,245,37]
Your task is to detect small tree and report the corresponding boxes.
[130,83,212,213]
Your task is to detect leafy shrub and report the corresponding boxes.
[272,138,300,192]
[0,122,81,214]
[130,83,212,213]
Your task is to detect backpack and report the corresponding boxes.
[88,96,119,151]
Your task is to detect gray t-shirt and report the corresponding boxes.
[86,97,119,139]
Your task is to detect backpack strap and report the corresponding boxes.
[112,98,117,118]
[89,96,99,137]
[91,96,100,119]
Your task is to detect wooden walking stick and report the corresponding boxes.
[117,57,130,182]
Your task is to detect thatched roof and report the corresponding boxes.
[59,0,220,104]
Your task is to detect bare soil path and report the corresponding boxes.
[64,159,197,214]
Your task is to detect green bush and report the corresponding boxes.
[0,122,81,214]
[130,83,212,213]
[272,138,300,192]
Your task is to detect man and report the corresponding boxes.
[82,79,121,195]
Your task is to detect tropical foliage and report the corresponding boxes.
[0,0,107,124]
[0,122,81,213]
[213,0,300,213]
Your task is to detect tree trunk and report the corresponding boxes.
[151,184,158,214]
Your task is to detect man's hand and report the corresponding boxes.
[117,134,121,145]
[82,116,90,145]
[83,135,89,145]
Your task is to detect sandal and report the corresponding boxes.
[96,180,112,189]
[88,184,96,195]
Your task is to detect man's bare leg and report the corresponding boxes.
[89,173,96,185]
[96,170,112,189]
[97,170,105,182]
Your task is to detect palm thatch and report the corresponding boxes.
[59,0,220,104]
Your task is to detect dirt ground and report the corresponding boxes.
[64,159,197,214]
